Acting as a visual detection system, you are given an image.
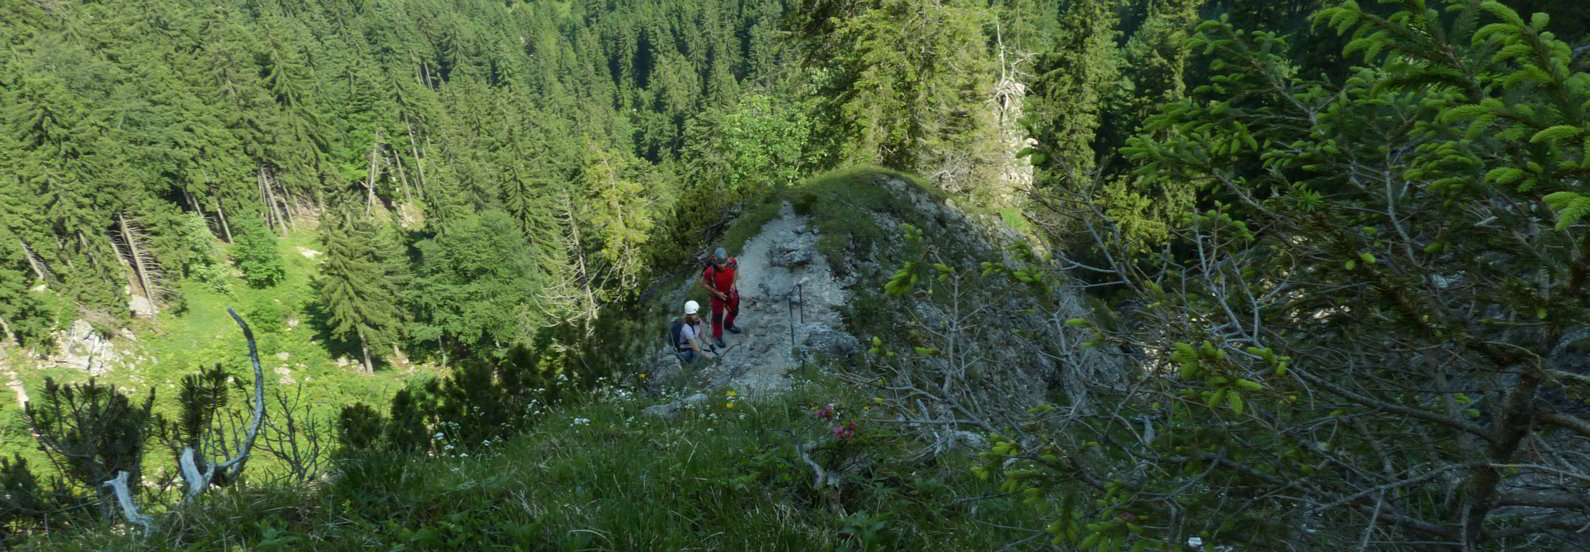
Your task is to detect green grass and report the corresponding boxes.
[129,230,417,409]
[23,380,1033,551]
[1,228,433,476]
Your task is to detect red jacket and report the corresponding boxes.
[704,258,737,294]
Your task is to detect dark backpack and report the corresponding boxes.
[668,320,687,351]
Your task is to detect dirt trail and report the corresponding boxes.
[647,203,855,413]
[699,203,849,396]
[0,347,28,409]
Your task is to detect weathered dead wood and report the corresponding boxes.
[101,308,266,533]
[117,213,159,319]
[18,239,49,283]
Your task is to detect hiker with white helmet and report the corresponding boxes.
[669,300,716,364]
[700,246,742,348]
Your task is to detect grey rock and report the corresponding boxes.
[801,328,861,365]
[128,295,157,317]
[952,430,987,451]
[1544,328,1590,415]
[641,350,686,391]
[642,393,710,418]
[1547,328,1590,375]
[54,320,117,376]
[771,244,813,268]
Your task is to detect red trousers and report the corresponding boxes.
[711,290,739,339]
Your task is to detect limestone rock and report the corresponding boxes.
[950,430,987,451]
[128,295,156,317]
[1544,328,1590,415]
[801,328,861,365]
[274,365,296,385]
[642,393,709,418]
[770,244,813,268]
[54,320,118,376]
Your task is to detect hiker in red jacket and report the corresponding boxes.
[699,247,742,348]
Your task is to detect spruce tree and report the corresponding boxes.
[317,208,404,374]
[803,0,1001,191]
[410,209,543,356]
[1028,0,1123,190]
[0,227,49,349]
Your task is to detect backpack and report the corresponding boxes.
[668,320,686,351]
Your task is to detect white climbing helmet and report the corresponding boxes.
[684,300,700,315]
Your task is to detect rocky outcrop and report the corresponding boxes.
[800,328,861,366]
[649,202,856,399]
[53,320,119,376]
[640,175,1121,448]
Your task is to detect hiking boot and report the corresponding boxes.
[714,338,727,348]
[726,325,743,334]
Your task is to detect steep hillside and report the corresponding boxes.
[638,167,1118,447]
[14,167,1079,551]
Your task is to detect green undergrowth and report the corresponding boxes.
[24,380,1029,551]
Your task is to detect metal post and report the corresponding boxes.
[797,283,805,324]
[788,292,797,360]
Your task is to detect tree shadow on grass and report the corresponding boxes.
[300,293,367,371]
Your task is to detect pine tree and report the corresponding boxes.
[1028,0,1123,190]
[805,0,1001,192]
[24,378,154,521]
[1004,2,1590,547]
[317,207,405,374]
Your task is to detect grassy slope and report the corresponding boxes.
[1,228,429,473]
[27,379,1028,552]
[715,165,950,267]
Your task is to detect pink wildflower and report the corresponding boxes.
[815,403,836,420]
[833,420,859,441]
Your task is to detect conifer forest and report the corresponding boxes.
[2,0,1590,550]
